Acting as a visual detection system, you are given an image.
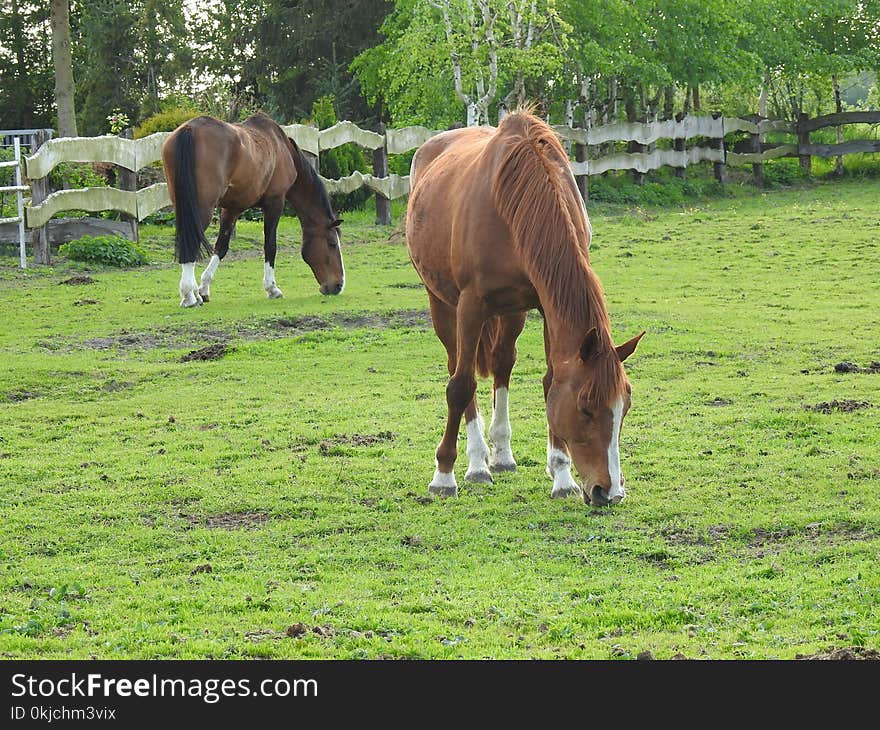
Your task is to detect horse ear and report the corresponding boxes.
[579,328,600,361]
[616,331,645,362]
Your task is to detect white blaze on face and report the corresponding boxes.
[335,228,346,293]
[606,396,625,503]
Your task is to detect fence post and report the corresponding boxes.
[29,130,51,265]
[117,128,139,243]
[797,112,811,174]
[574,140,589,202]
[711,112,725,183]
[750,119,764,187]
[673,112,686,179]
[372,122,392,226]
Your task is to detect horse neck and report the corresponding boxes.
[540,269,615,366]
[287,147,332,229]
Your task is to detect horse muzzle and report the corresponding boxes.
[585,475,626,507]
[320,282,344,296]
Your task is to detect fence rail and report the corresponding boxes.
[13,109,880,264]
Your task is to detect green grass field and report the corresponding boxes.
[1,180,878,659]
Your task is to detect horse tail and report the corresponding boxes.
[475,316,502,378]
[172,125,209,263]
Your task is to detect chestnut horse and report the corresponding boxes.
[406,111,644,506]
[161,112,345,307]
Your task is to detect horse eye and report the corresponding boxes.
[328,235,338,248]
[579,407,594,420]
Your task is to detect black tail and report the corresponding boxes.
[173,126,210,263]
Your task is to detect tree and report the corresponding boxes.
[50,0,77,136]
[0,0,53,129]
[353,0,568,127]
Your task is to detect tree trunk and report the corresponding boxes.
[832,74,844,176]
[691,84,701,113]
[50,0,78,137]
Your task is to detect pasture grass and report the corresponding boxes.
[1,179,879,659]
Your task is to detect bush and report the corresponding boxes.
[59,235,148,267]
[135,108,200,139]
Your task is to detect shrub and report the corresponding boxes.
[135,107,200,139]
[59,235,148,267]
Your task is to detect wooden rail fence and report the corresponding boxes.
[14,110,880,265]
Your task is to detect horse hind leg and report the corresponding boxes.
[179,205,214,308]
[199,208,240,302]
[488,313,526,474]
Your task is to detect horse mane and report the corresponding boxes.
[491,111,625,402]
[286,136,336,222]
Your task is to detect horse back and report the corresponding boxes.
[407,126,535,311]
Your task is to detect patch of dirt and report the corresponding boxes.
[39,309,431,354]
[834,361,880,374]
[749,527,795,547]
[180,343,229,362]
[319,431,395,453]
[6,389,41,402]
[73,299,98,306]
[706,398,732,406]
[285,622,336,639]
[59,275,95,285]
[271,309,431,333]
[807,400,872,414]
[796,646,880,660]
[182,511,270,530]
[190,563,212,575]
[663,524,730,546]
[389,282,424,289]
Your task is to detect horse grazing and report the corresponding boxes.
[161,112,345,307]
[406,111,644,506]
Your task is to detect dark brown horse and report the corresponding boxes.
[406,111,644,506]
[161,112,345,307]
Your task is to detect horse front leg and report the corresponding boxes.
[431,294,486,497]
[262,198,284,299]
[199,208,240,302]
[542,317,580,498]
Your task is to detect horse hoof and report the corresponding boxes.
[428,484,458,498]
[198,291,210,303]
[489,461,517,474]
[464,469,493,484]
[266,287,284,299]
[550,484,580,499]
[180,295,200,308]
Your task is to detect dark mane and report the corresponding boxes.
[491,111,625,402]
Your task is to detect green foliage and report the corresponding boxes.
[49,163,109,191]
[59,235,148,268]
[311,95,372,212]
[134,107,199,138]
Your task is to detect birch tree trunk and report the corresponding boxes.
[50,0,78,137]
[832,74,844,176]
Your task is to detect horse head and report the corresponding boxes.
[545,328,644,506]
[301,217,345,296]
